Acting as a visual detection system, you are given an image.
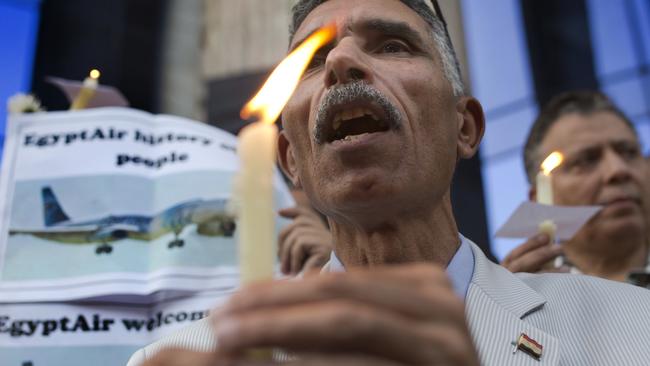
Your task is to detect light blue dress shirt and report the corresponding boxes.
[326,234,475,299]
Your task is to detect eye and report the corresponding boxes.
[616,144,640,160]
[306,54,326,71]
[379,40,411,54]
[565,149,601,172]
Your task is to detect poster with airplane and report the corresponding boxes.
[0,108,293,302]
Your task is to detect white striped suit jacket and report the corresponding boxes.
[128,239,650,365]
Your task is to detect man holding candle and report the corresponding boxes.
[502,91,649,282]
[131,1,650,365]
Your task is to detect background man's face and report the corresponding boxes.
[538,112,647,238]
[280,0,460,224]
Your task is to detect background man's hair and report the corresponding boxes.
[523,90,638,184]
[289,0,465,96]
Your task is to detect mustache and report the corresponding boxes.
[313,81,402,144]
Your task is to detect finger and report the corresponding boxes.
[220,353,404,366]
[506,245,563,273]
[280,228,327,275]
[289,235,309,275]
[215,265,461,324]
[279,206,318,219]
[277,219,326,260]
[278,206,301,219]
[291,231,331,275]
[281,227,305,274]
[302,251,331,272]
[540,265,571,274]
[278,221,298,253]
[214,300,454,365]
[282,354,404,366]
[501,234,550,266]
[277,225,294,274]
[289,215,327,230]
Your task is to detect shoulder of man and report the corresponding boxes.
[517,270,650,310]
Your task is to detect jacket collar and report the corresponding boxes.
[467,240,546,318]
[465,239,560,365]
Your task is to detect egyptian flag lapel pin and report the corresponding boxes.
[511,333,543,360]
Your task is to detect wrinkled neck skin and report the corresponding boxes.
[327,191,460,268]
[565,229,648,282]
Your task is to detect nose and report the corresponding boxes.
[324,37,372,88]
[601,148,634,185]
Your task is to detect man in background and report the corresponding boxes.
[502,91,649,284]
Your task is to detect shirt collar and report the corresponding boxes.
[325,234,475,299]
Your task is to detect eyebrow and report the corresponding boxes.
[564,138,640,157]
[358,19,427,48]
[289,18,428,53]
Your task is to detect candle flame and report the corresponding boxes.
[541,151,564,176]
[89,69,101,79]
[241,24,337,124]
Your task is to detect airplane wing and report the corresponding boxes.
[8,223,142,244]
[9,225,101,244]
[9,225,99,234]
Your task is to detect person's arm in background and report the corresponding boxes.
[501,233,569,273]
[278,190,333,275]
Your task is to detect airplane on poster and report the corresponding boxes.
[9,187,236,254]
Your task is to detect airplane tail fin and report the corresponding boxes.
[42,186,70,226]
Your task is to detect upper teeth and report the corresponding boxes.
[333,108,378,130]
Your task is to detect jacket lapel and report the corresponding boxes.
[465,242,560,366]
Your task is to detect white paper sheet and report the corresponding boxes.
[495,201,602,240]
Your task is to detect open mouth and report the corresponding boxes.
[323,105,392,143]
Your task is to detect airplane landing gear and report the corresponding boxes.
[167,226,185,249]
[168,239,185,248]
[96,244,113,254]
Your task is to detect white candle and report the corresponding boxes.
[536,151,564,261]
[236,24,335,286]
[238,122,278,284]
[536,151,563,206]
[536,172,553,205]
[70,69,100,110]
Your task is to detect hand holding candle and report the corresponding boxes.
[70,69,100,110]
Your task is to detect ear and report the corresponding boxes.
[455,97,485,160]
[277,130,302,188]
[528,186,537,201]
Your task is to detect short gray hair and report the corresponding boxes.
[289,0,465,96]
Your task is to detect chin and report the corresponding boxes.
[317,181,404,222]
[598,216,646,239]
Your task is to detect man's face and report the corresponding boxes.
[279,0,472,224]
[537,112,647,238]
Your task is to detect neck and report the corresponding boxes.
[565,231,648,282]
[328,193,460,268]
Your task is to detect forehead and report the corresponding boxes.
[291,0,433,48]
[541,111,638,154]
